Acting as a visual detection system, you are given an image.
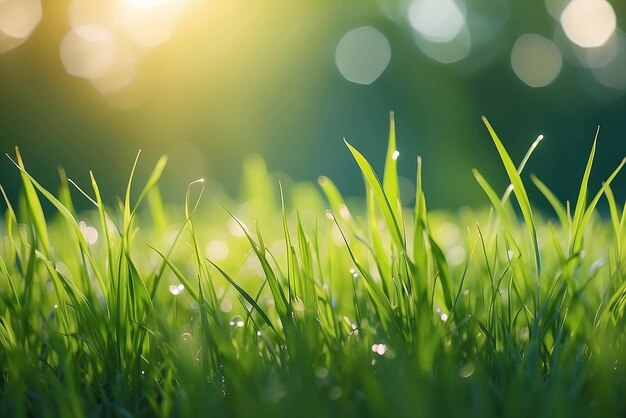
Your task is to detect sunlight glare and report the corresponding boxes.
[120,0,177,11]
[119,0,183,48]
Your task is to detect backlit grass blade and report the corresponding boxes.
[12,148,50,255]
[318,176,350,220]
[427,232,453,311]
[472,169,516,230]
[279,184,294,301]
[6,152,109,297]
[604,185,622,256]
[296,214,317,313]
[220,204,290,321]
[367,185,391,280]
[482,116,541,277]
[123,150,142,235]
[383,111,401,219]
[147,187,167,238]
[570,128,598,254]
[57,168,77,217]
[413,156,429,301]
[344,139,405,253]
[206,258,279,336]
[89,171,115,281]
[501,134,543,204]
[530,174,569,228]
[132,155,168,214]
[328,213,398,332]
[572,157,626,252]
[148,246,200,303]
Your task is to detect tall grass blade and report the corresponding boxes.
[482,116,541,277]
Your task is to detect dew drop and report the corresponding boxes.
[169,284,185,296]
[371,343,388,355]
[459,363,475,378]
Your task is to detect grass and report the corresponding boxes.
[0,115,625,418]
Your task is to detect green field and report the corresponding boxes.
[1,117,625,418]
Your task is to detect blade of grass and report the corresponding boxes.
[344,139,405,254]
[482,117,541,278]
[383,111,401,219]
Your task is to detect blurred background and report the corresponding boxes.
[0,0,624,210]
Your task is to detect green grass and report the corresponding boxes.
[1,115,625,418]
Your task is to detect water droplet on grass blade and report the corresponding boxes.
[229,315,244,328]
[459,363,475,378]
[169,284,184,296]
[371,343,388,355]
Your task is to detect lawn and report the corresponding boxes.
[1,116,625,418]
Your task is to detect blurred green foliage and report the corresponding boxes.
[0,0,624,210]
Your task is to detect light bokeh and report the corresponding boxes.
[560,0,616,48]
[511,34,562,88]
[414,24,471,64]
[0,0,625,211]
[0,0,41,53]
[409,0,465,43]
[335,26,391,85]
